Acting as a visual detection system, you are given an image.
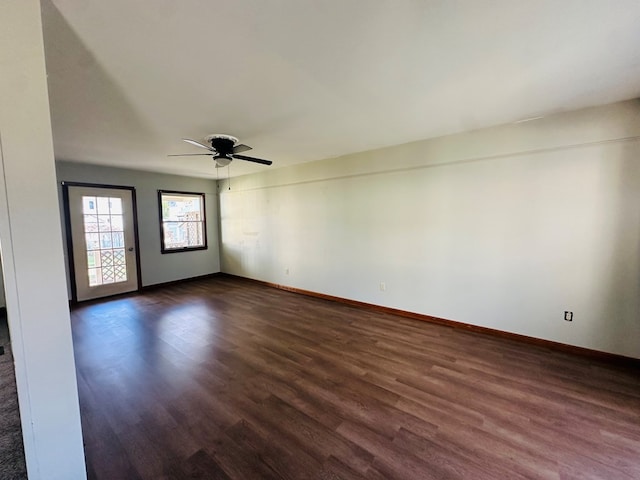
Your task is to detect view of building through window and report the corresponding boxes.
[159,191,207,252]
[82,195,128,286]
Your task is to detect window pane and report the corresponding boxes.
[83,196,97,214]
[114,264,127,282]
[100,233,112,249]
[82,193,130,288]
[87,251,100,269]
[110,215,123,232]
[112,231,124,248]
[113,249,126,265]
[159,191,207,253]
[85,233,100,251]
[83,214,98,232]
[102,267,115,284]
[162,195,202,221]
[101,250,113,267]
[97,215,111,231]
[88,268,101,286]
[163,221,204,249]
[97,197,110,214]
[109,197,122,214]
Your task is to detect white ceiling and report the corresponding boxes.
[42,0,640,178]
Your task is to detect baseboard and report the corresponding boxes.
[221,273,640,368]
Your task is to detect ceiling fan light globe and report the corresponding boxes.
[215,156,232,167]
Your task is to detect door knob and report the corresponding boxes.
[127,247,134,252]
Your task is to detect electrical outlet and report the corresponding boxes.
[379,282,386,292]
[564,311,573,322]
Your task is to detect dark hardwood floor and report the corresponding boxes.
[71,275,640,479]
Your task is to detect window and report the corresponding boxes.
[158,190,207,253]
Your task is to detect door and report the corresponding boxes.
[66,185,139,301]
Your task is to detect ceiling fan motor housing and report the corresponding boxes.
[205,134,238,156]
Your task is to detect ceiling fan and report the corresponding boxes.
[169,134,273,167]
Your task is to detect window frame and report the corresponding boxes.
[158,190,208,254]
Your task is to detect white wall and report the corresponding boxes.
[219,100,640,359]
[0,0,86,478]
[56,161,220,292]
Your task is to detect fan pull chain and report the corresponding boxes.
[227,165,231,190]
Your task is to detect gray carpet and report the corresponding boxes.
[0,314,27,479]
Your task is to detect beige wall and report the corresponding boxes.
[0,0,86,478]
[219,100,640,359]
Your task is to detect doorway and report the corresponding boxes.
[63,183,141,302]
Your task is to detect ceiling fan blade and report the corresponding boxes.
[232,154,273,166]
[167,153,213,157]
[182,138,215,152]
[233,144,252,154]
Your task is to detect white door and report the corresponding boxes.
[67,185,139,301]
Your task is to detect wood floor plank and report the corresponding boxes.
[71,275,640,479]
[177,449,232,480]
[225,419,322,480]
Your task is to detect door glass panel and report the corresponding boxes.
[97,197,110,214]
[82,196,128,286]
[100,250,113,267]
[112,232,124,248]
[109,198,123,214]
[113,248,125,264]
[85,233,100,250]
[88,268,101,287]
[102,267,115,284]
[87,251,100,268]
[83,215,98,232]
[110,215,123,231]
[97,215,111,231]
[114,255,127,281]
[83,196,97,214]
[100,233,112,249]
